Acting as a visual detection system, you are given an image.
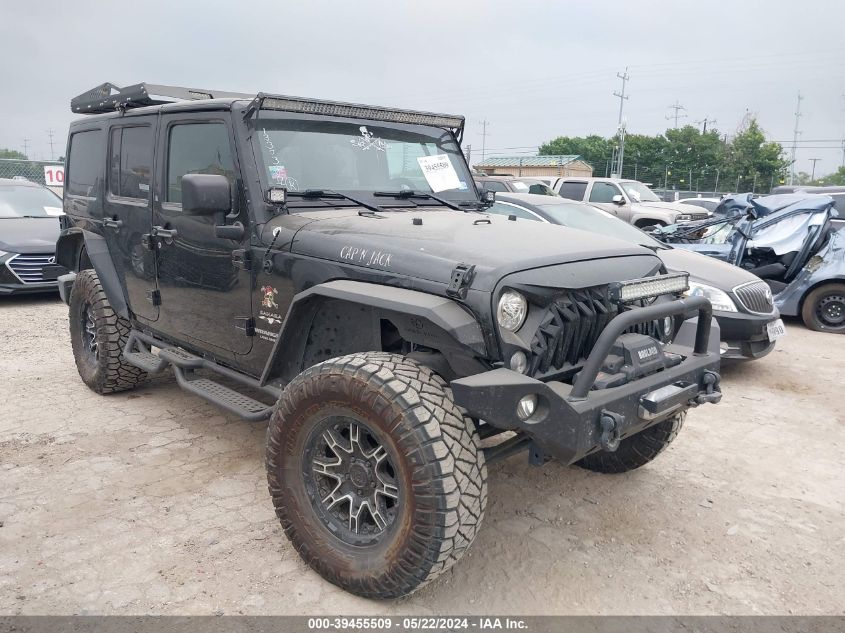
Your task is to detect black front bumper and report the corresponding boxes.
[714,309,779,360]
[451,297,722,465]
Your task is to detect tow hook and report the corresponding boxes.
[695,371,722,405]
[599,411,624,452]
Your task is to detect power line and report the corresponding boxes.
[666,100,687,128]
[788,91,803,186]
[22,138,30,158]
[47,129,55,161]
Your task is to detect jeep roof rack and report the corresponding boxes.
[71,82,251,114]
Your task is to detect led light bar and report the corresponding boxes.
[610,273,690,303]
[258,95,465,131]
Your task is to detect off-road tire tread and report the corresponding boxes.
[266,351,487,599]
[69,270,147,394]
[576,412,686,474]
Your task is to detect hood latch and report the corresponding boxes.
[447,263,476,300]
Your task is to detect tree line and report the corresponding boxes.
[539,119,791,193]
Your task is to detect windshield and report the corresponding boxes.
[0,185,63,218]
[538,202,667,249]
[620,181,661,203]
[253,116,476,203]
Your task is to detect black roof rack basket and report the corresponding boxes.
[71,82,251,114]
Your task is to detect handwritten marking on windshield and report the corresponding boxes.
[340,245,393,268]
[262,128,299,190]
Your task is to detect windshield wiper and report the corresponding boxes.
[373,189,464,212]
[287,189,384,215]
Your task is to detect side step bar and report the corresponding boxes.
[123,331,279,422]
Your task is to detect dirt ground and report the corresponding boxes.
[1,294,843,616]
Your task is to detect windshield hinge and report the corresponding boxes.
[234,316,255,337]
[447,264,476,300]
[232,249,252,270]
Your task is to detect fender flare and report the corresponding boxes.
[260,280,487,386]
[57,228,129,319]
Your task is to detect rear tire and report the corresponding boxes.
[69,269,147,394]
[576,412,685,474]
[801,283,845,333]
[266,352,487,599]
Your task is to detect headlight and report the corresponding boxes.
[497,290,528,331]
[686,282,737,313]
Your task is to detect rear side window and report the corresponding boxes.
[109,126,153,200]
[480,180,508,192]
[67,130,103,197]
[558,181,587,200]
[167,122,234,204]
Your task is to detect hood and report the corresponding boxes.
[0,217,61,254]
[659,246,761,290]
[634,200,703,215]
[273,209,660,292]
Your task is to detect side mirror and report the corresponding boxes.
[612,194,625,205]
[181,174,231,215]
[480,189,495,207]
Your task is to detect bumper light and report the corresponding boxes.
[517,395,537,420]
[610,273,689,303]
[510,351,528,374]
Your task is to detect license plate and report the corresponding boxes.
[767,318,786,341]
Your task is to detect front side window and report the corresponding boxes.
[588,182,622,204]
[167,123,234,204]
[253,116,475,202]
[558,181,587,200]
[67,130,103,197]
[109,126,153,199]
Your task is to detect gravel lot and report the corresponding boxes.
[1,294,843,616]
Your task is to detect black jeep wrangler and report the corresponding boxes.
[56,82,722,599]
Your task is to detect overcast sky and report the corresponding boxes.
[2,0,844,176]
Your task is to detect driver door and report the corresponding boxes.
[151,114,253,357]
[588,182,629,220]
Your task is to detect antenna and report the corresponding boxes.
[22,138,30,158]
[47,129,55,161]
[479,119,490,161]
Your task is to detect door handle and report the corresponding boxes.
[152,226,178,240]
[103,217,123,230]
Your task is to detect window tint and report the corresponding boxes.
[527,183,555,195]
[588,182,621,203]
[67,130,103,197]
[485,201,541,221]
[557,181,587,200]
[480,180,509,192]
[167,123,234,204]
[109,126,153,199]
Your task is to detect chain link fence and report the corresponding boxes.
[0,158,64,188]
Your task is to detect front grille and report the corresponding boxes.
[6,253,54,284]
[733,281,774,314]
[527,287,665,377]
[684,211,710,221]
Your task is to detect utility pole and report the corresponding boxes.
[479,119,490,161]
[809,158,821,181]
[788,91,803,186]
[612,68,630,177]
[465,144,472,168]
[47,129,55,161]
[22,138,30,158]
[666,101,687,128]
[694,117,716,133]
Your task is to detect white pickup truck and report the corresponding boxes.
[546,177,711,228]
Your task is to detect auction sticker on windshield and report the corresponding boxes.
[417,154,461,193]
[767,318,786,341]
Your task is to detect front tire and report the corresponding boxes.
[266,352,487,599]
[69,269,147,394]
[576,412,686,474]
[801,283,845,333]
